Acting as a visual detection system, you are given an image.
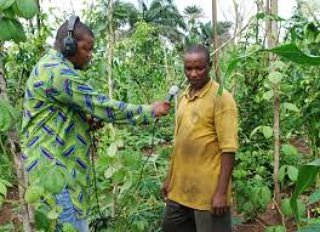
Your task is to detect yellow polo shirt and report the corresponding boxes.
[167,80,238,210]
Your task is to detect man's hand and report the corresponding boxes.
[212,192,228,216]
[161,180,170,201]
[152,101,171,117]
[86,115,104,131]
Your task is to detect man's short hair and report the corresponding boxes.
[184,44,211,64]
[54,20,94,51]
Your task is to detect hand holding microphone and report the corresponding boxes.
[152,85,179,118]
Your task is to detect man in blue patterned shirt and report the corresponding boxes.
[22,17,170,231]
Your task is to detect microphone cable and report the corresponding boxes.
[88,82,184,231]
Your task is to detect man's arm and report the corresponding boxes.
[212,152,235,215]
[48,69,170,124]
[212,91,238,215]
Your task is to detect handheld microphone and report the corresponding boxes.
[155,85,179,123]
[166,85,179,102]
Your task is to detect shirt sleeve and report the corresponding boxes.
[214,91,238,153]
[47,67,154,125]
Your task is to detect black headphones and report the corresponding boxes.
[62,15,80,57]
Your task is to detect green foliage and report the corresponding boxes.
[0,100,17,132]
[13,0,38,19]
[0,17,26,42]
[308,189,320,205]
[267,44,320,66]
[0,0,38,42]
[266,225,287,232]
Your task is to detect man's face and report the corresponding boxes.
[72,34,94,69]
[184,52,211,90]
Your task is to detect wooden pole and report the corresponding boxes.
[212,0,221,84]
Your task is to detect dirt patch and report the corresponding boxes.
[233,203,297,232]
[0,186,20,226]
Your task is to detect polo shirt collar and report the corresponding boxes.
[183,79,213,100]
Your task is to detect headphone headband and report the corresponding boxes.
[62,15,80,57]
[67,15,80,35]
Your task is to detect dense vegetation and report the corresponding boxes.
[0,0,320,231]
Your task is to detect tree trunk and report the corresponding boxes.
[107,0,117,218]
[212,0,221,84]
[36,0,41,36]
[267,0,281,205]
[232,0,240,38]
[0,47,34,232]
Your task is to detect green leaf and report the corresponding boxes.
[250,126,261,138]
[10,18,27,42]
[47,209,60,220]
[266,225,286,232]
[287,165,299,182]
[243,201,254,213]
[3,6,16,18]
[262,90,274,101]
[279,165,287,183]
[62,223,77,232]
[104,166,118,179]
[42,168,65,194]
[0,181,7,197]
[35,205,51,231]
[0,180,12,188]
[107,142,118,157]
[0,0,15,11]
[14,0,38,19]
[25,185,45,204]
[309,189,320,205]
[291,165,319,221]
[268,71,282,85]
[0,195,3,208]
[283,102,299,112]
[0,17,26,42]
[281,198,293,217]
[259,186,271,206]
[266,44,320,66]
[270,61,286,70]
[282,144,298,156]
[262,126,273,139]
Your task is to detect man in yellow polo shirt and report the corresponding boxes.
[161,44,238,232]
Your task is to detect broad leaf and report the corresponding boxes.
[262,126,273,139]
[309,189,320,205]
[281,198,293,217]
[279,165,287,183]
[291,165,319,221]
[0,17,26,42]
[0,195,3,208]
[268,71,282,85]
[0,181,7,197]
[14,0,38,19]
[262,90,274,101]
[259,186,271,206]
[25,185,45,203]
[282,144,298,156]
[267,44,320,66]
[287,165,299,182]
[283,102,299,112]
[107,142,118,157]
[0,0,15,11]
[43,168,65,194]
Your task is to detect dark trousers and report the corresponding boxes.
[162,200,231,232]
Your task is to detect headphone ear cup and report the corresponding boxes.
[62,37,77,57]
